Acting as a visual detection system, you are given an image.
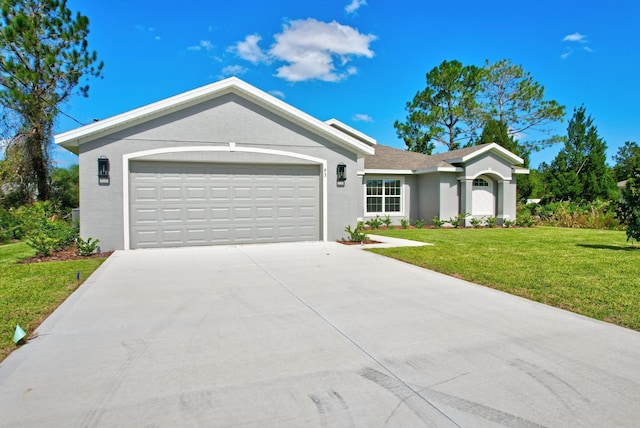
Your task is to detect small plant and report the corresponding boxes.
[516,213,536,227]
[485,216,497,228]
[448,213,470,228]
[431,215,446,228]
[382,214,393,229]
[366,215,383,229]
[414,219,425,229]
[75,236,100,256]
[503,218,516,228]
[400,217,410,229]
[344,222,368,242]
[470,217,483,228]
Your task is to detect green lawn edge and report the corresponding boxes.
[367,227,640,331]
[0,242,108,362]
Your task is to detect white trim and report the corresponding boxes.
[447,143,524,165]
[122,145,328,250]
[363,176,405,217]
[55,77,374,157]
[460,169,510,181]
[364,169,414,175]
[512,167,530,175]
[414,166,462,174]
[324,118,377,146]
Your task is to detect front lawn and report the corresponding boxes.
[368,227,640,331]
[0,242,108,362]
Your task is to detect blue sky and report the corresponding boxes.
[55,0,640,168]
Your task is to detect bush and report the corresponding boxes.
[414,219,425,229]
[470,217,483,228]
[366,215,383,229]
[431,215,446,228]
[75,236,100,256]
[516,213,536,228]
[400,217,410,229]
[0,207,21,243]
[448,213,469,228]
[503,218,516,228]
[382,214,393,229]
[485,217,498,228]
[344,222,368,243]
[15,202,77,257]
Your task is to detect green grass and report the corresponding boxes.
[368,227,640,331]
[0,242,107,362]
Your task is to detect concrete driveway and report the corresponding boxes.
[1,241,640,427]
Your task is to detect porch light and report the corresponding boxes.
[98,156,110,185]
[337,163,347,182]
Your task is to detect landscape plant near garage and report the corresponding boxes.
[369,227,640,331]
[0,241,107,362]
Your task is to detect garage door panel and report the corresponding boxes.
[130,162,320,248]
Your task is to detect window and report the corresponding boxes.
[473,178,489,187]
[366,179,402,214]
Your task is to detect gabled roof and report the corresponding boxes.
[54,77,375,156]
[324,118,377,147]
[364,143,525,172]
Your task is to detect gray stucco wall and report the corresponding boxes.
[78,93,363,250]
[360,174,413,226]
[464,153,513,181]
[439,174,459,221]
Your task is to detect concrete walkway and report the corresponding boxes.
[1,241,640,427]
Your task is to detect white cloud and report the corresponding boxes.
[563,32,587,42]
[221,65,247,76]
[230,34,269,64]
[188,40,214,52]
[269,90,286,99]
[353,113,373,122]
[269,19,376,82]
[560,50,573,60]
[345,0,367,14]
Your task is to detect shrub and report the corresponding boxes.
[485,216,498,228]
[448,213,470,228]
[503,218,516,228]
[470,217,483,228]
[366,215,383,229]
[382,214,393,229]
[516,213,536,228]
[344,222,368,242]
[75,236,100,256]
[414,219,425,229]
[431,215,446,228]
[400,217,410,229]
[16,202,77,257]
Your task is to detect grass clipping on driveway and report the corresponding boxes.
[369,227,640,331]
[0,242,107,362]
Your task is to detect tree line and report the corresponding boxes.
[395,59,639,204]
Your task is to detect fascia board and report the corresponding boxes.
[447,143,524,165]
[414,166,462,174]
[513,167,530,175]
[324,118,377,146]
[364,169,414,175]
[54,77,375,156]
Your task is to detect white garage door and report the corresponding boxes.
[129,162,320,248]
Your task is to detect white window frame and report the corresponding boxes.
[364,177,404,215]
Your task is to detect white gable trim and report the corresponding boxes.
[122,144,328,250]
[460,169,511,181]
[324,118,377,146]
[447,143,524,165]
[55,77,374,157]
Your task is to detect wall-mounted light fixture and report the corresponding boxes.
[98,156,110,185]
[336,163,347,182]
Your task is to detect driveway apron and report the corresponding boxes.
[1,242,640,427]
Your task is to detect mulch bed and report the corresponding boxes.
[17,246,113,264]
[337,239,381,245]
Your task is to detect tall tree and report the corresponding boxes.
[613,141,640,183]
[545,106,615,201]
[475,119,533,200]
[479,59,565,150]
[0,0,103,201]
[394,60,483,153]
